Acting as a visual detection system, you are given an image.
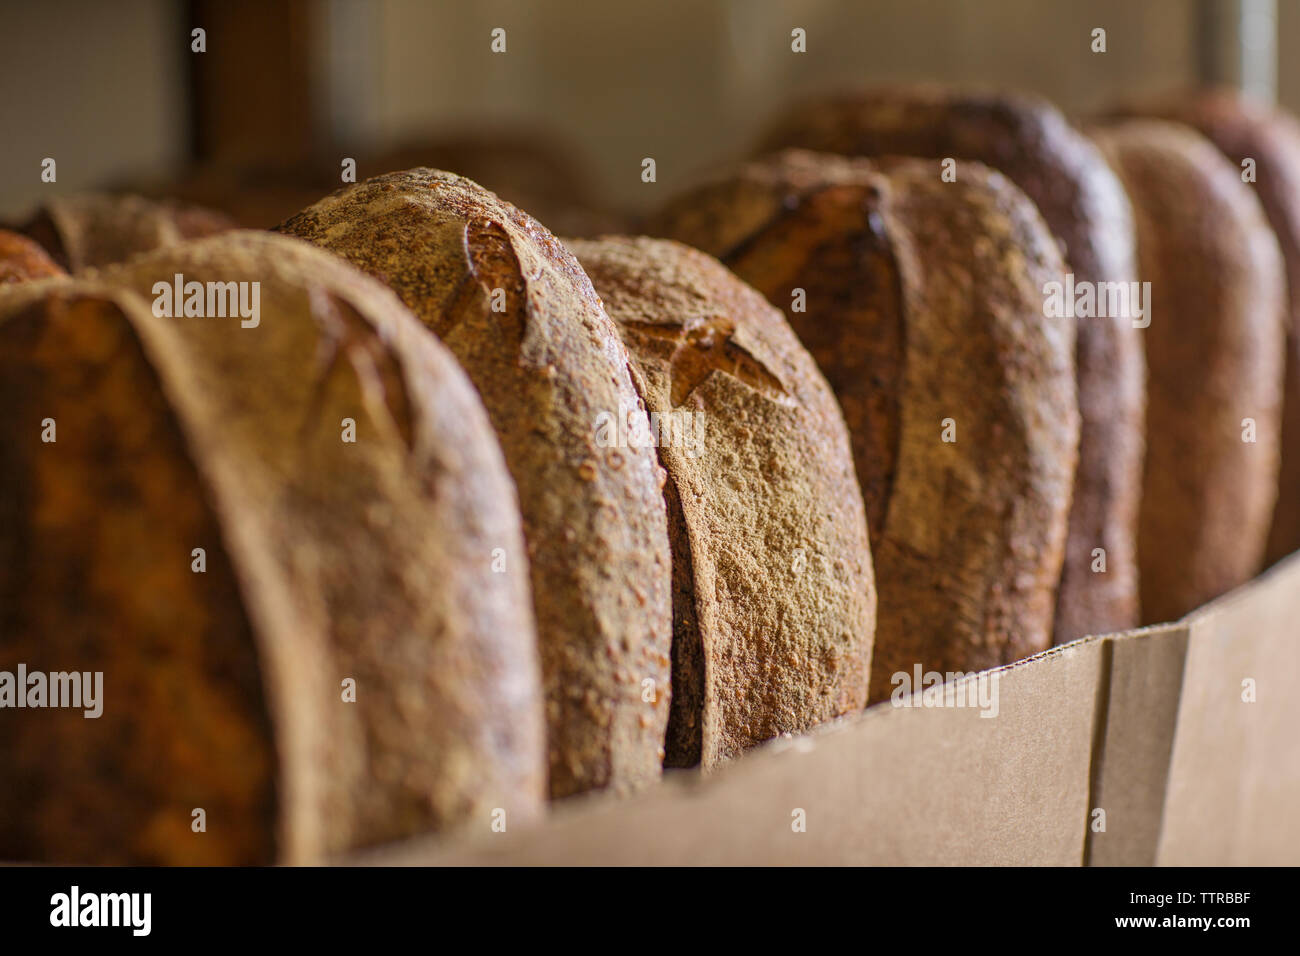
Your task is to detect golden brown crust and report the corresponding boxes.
[14,193,234,271]
[652,151,1078,702]
[568,235,876,768]
[1111,91,1300,566]
[760,86,1144,644]
[277,170,673,798]
[0,229,65,284]
[1090,121,1285,624]
[0,231,545,863]
[651,156,907,538]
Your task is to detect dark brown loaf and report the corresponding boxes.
[0,231,545,864]
[1089,120,1285,624]
[0,230,65,284]
[278,170,672,798]
[651,150,1078,701]
[14,193,234,271]
[1110,91,1300,566]
[760,86,1143,644]
[567,235,876,768]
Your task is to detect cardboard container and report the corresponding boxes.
[354,554,1300,866]
[1156,554,1300,864]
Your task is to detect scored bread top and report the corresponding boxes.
[650,151,906,536]
[759,85,1143,647]
[278,169,673,798]
[569,235,876,768]
[652,149,1078,701]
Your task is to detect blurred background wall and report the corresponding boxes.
[0,0,1293,220]
[0,0,188,217]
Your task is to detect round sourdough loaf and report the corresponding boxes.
[651,150,1078,701]
[0,230,64,284]
[14,193,234,271]
[0,231,544,864]
[567,235,876,768]
[759,86,1144,645]
[1090,121,1285,624]
[1111,91,1300,567]
[278,170,672,798]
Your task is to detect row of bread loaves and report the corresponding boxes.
[2,83,1295,864]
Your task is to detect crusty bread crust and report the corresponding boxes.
[0,231,544,863]
[279,170,673,798]
[652,151,1078,701]
[761,86,1144,644]
[1091,120,1285,624]
[570,235,876,767]
[1113,91,1300,567]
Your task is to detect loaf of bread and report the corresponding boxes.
[567,235,876,767]
[760,86,1143,645]
[0,231,545,864]
[1090,121,1285,624]
[0,230,64,283]
[278,170,672,798]
[14,193,234,271]
[1110,91,1300,566]
[651,150,1078,701]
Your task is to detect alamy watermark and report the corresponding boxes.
[0,664,102,718]
[50,886,150,936]
[595,402,705,458]
[890,664,1000,718]
[152,273,261,328]
[1043,273,1150,329]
